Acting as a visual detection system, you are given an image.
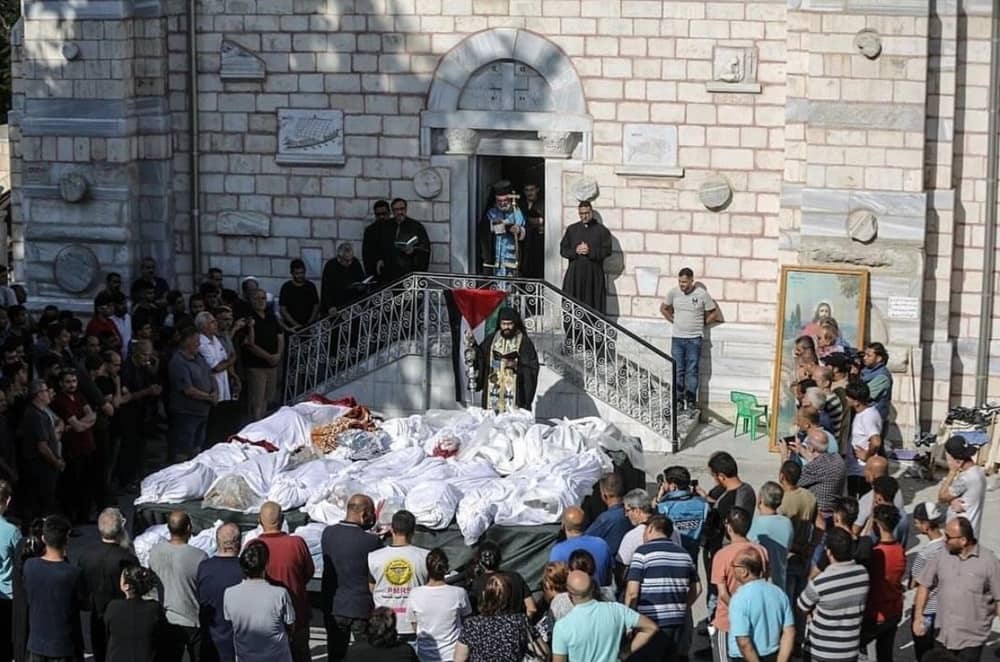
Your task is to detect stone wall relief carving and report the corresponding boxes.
[847,209,879,243]
[537,131,575,158]
[54,244,99,293]
[220,40,266,81]
[854,29,883,60]
[413,168,443,199]
[444,128,480,154]
[572,176,599,202]
[58,172,89,203]
[700,175,734,211]
[615,124,684,177]
[276,109,344,165]
[706,46,762,94]
[61,42,80,61]
[217,210,270,236]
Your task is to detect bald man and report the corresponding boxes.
[197,522,244,662]
[727,548,795,662]
[549,506,614,586]
[76,508,137,662]
[552,570,658,662]
[853,456,903,536]
[256,501,314,662]
[149,511,209,662]
[321,494,382,662]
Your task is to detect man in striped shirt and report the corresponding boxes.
[798,527,870,662]
[624,515,700,655]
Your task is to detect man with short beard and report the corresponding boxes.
[468,307,539,412]
[51,369,98,523]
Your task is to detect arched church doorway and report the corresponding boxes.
[420,29,592,286]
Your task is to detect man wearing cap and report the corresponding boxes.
[913,516,1000,662]
[479,180,526,277]
[469,307,539,413]
[937,435,986,535]
[909,502,946,661]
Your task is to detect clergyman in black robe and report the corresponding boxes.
[471,307,539,412]
[559,200,612,314]
[320,242,367,315]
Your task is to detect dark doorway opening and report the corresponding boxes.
[473,155,545,277]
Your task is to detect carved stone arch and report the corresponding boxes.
[426,28,587,116]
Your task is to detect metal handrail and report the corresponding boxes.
[284,272,677,447]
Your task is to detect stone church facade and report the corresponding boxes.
[6,0,998,439]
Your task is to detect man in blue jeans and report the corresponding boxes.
[661,267,721,412]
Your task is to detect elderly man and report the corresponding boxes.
[913,517,1000,662]
[727,548,795,662]
[549,506,613,587]
[257,501,315,662]
[197,311,233,406]
[552,570,658,662]
[479,179,526,277]
[321,242,367,315]
[618,488,684,571]
[149,511,209,662]
[76,508,137,662]
[197,522,244,662]
[937,435,987,535]
[748,482,793,591]
[168,326,217,462]
[321,494,383,662]
[795,427,846,518]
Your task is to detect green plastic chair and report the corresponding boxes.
[730,391,769,440]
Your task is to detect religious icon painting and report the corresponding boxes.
[769,265,870,451]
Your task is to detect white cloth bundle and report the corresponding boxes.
[134,461,217,506]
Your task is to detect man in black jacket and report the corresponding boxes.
[379,198,430,283]
[75,508,137,662]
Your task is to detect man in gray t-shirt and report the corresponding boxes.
[148,511,209,661]
[660,267,720,411]
[225,541,296,662]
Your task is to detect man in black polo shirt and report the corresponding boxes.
[279,259,320,332]
[19,379,63,523]
[116,339,162,489]
[321,494,382,662]
[242,288,283,421]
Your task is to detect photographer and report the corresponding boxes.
[655,465,709,564]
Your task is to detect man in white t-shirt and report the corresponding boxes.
[618,489,683,572]
[844,381,882,498]
[368,509,429,639]
[937,435,987,535]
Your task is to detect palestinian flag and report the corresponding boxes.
[445,288,507,402]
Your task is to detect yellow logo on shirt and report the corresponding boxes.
[385,559,414,586]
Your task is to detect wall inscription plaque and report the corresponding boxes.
[276,109,345,166]
[615,124,683,177]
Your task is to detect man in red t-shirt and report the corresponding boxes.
[256,500,315,662]
[862,503,905,662]
[710,507,769,661]
[85,292,121,348]
[50,369,98,524]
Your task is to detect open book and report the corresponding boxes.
[394,235,418,248]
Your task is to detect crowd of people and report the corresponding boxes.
[1,433,996,662]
